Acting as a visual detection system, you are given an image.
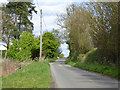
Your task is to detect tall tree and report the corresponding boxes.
[57,2,119,65]
[1,6,16,49]
[6,2,37,39]
[42,32,60,58]
[57,4,93,60]
[85,2,119,64]
[1,2,37,48]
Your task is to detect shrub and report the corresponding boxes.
[7,32,35,62]
[59,54,64,58]
[7,39,19,60]
[77,54,85,62]
[42,32,59,58]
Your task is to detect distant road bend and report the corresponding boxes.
[50,59,119,88]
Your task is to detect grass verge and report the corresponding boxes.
[48,58,57,62]
[66,61,120,79]
[2,61,51,88]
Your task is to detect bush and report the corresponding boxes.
[7,39,19,60]
[7,32,35,62]
[65,58,71,64]
[84,48,98,63]
[7,32,60,62]
[59,54,64,58]
[77,54,85,62]
[42,32,59,58]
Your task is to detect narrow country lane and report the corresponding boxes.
[50,59,119,88]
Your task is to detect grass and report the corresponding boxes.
[2,61,52,88]
[48,58,57,62]
[66,48,120,79]
[66,61,120,79]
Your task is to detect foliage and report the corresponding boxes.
[66,47,120,79]
[2,61,51,88]
[58,4,93,60]
[77,54,85,62]
[6,2,37,39]
[17,32,35,62]
[56,47,62,57]
[51,28,64,44]
[1,2,37,49]
[42,32,60,58]
[7,32,60,61]
[85,2,119,65]
[58,2,119,66]
[59,54,64,58]
[7,32,35,62]
[1,6,16,49]
[7,39,19,60]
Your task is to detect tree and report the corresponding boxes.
[58,2,119,65]
[7,32,35,62]
[85,2,119,65]
[1,2,37,49]
[17,32,35,62]
[57,4,93,60]
[7,39,19,60]
[42,32,60,58]
[52,28,64,44]
[6,2,37,39]
[1,6,16,49]
[7,32,60,61]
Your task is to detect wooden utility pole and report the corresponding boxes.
[39,9,42,61]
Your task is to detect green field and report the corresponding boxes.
[2,61,52,88]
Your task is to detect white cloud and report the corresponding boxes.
[0,0,8,3]
[60,43,69,57]
[32,0,72,57]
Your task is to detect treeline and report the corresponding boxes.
[58,2,120,66]
[1,2,60,62]
[1,2,37,49]
[7,32,59,62]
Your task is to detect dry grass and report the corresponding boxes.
[2,59,31,77]
[2,59,19,77]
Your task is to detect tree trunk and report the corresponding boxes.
[7,37,10,49]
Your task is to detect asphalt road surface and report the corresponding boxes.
[50,59,119,88]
